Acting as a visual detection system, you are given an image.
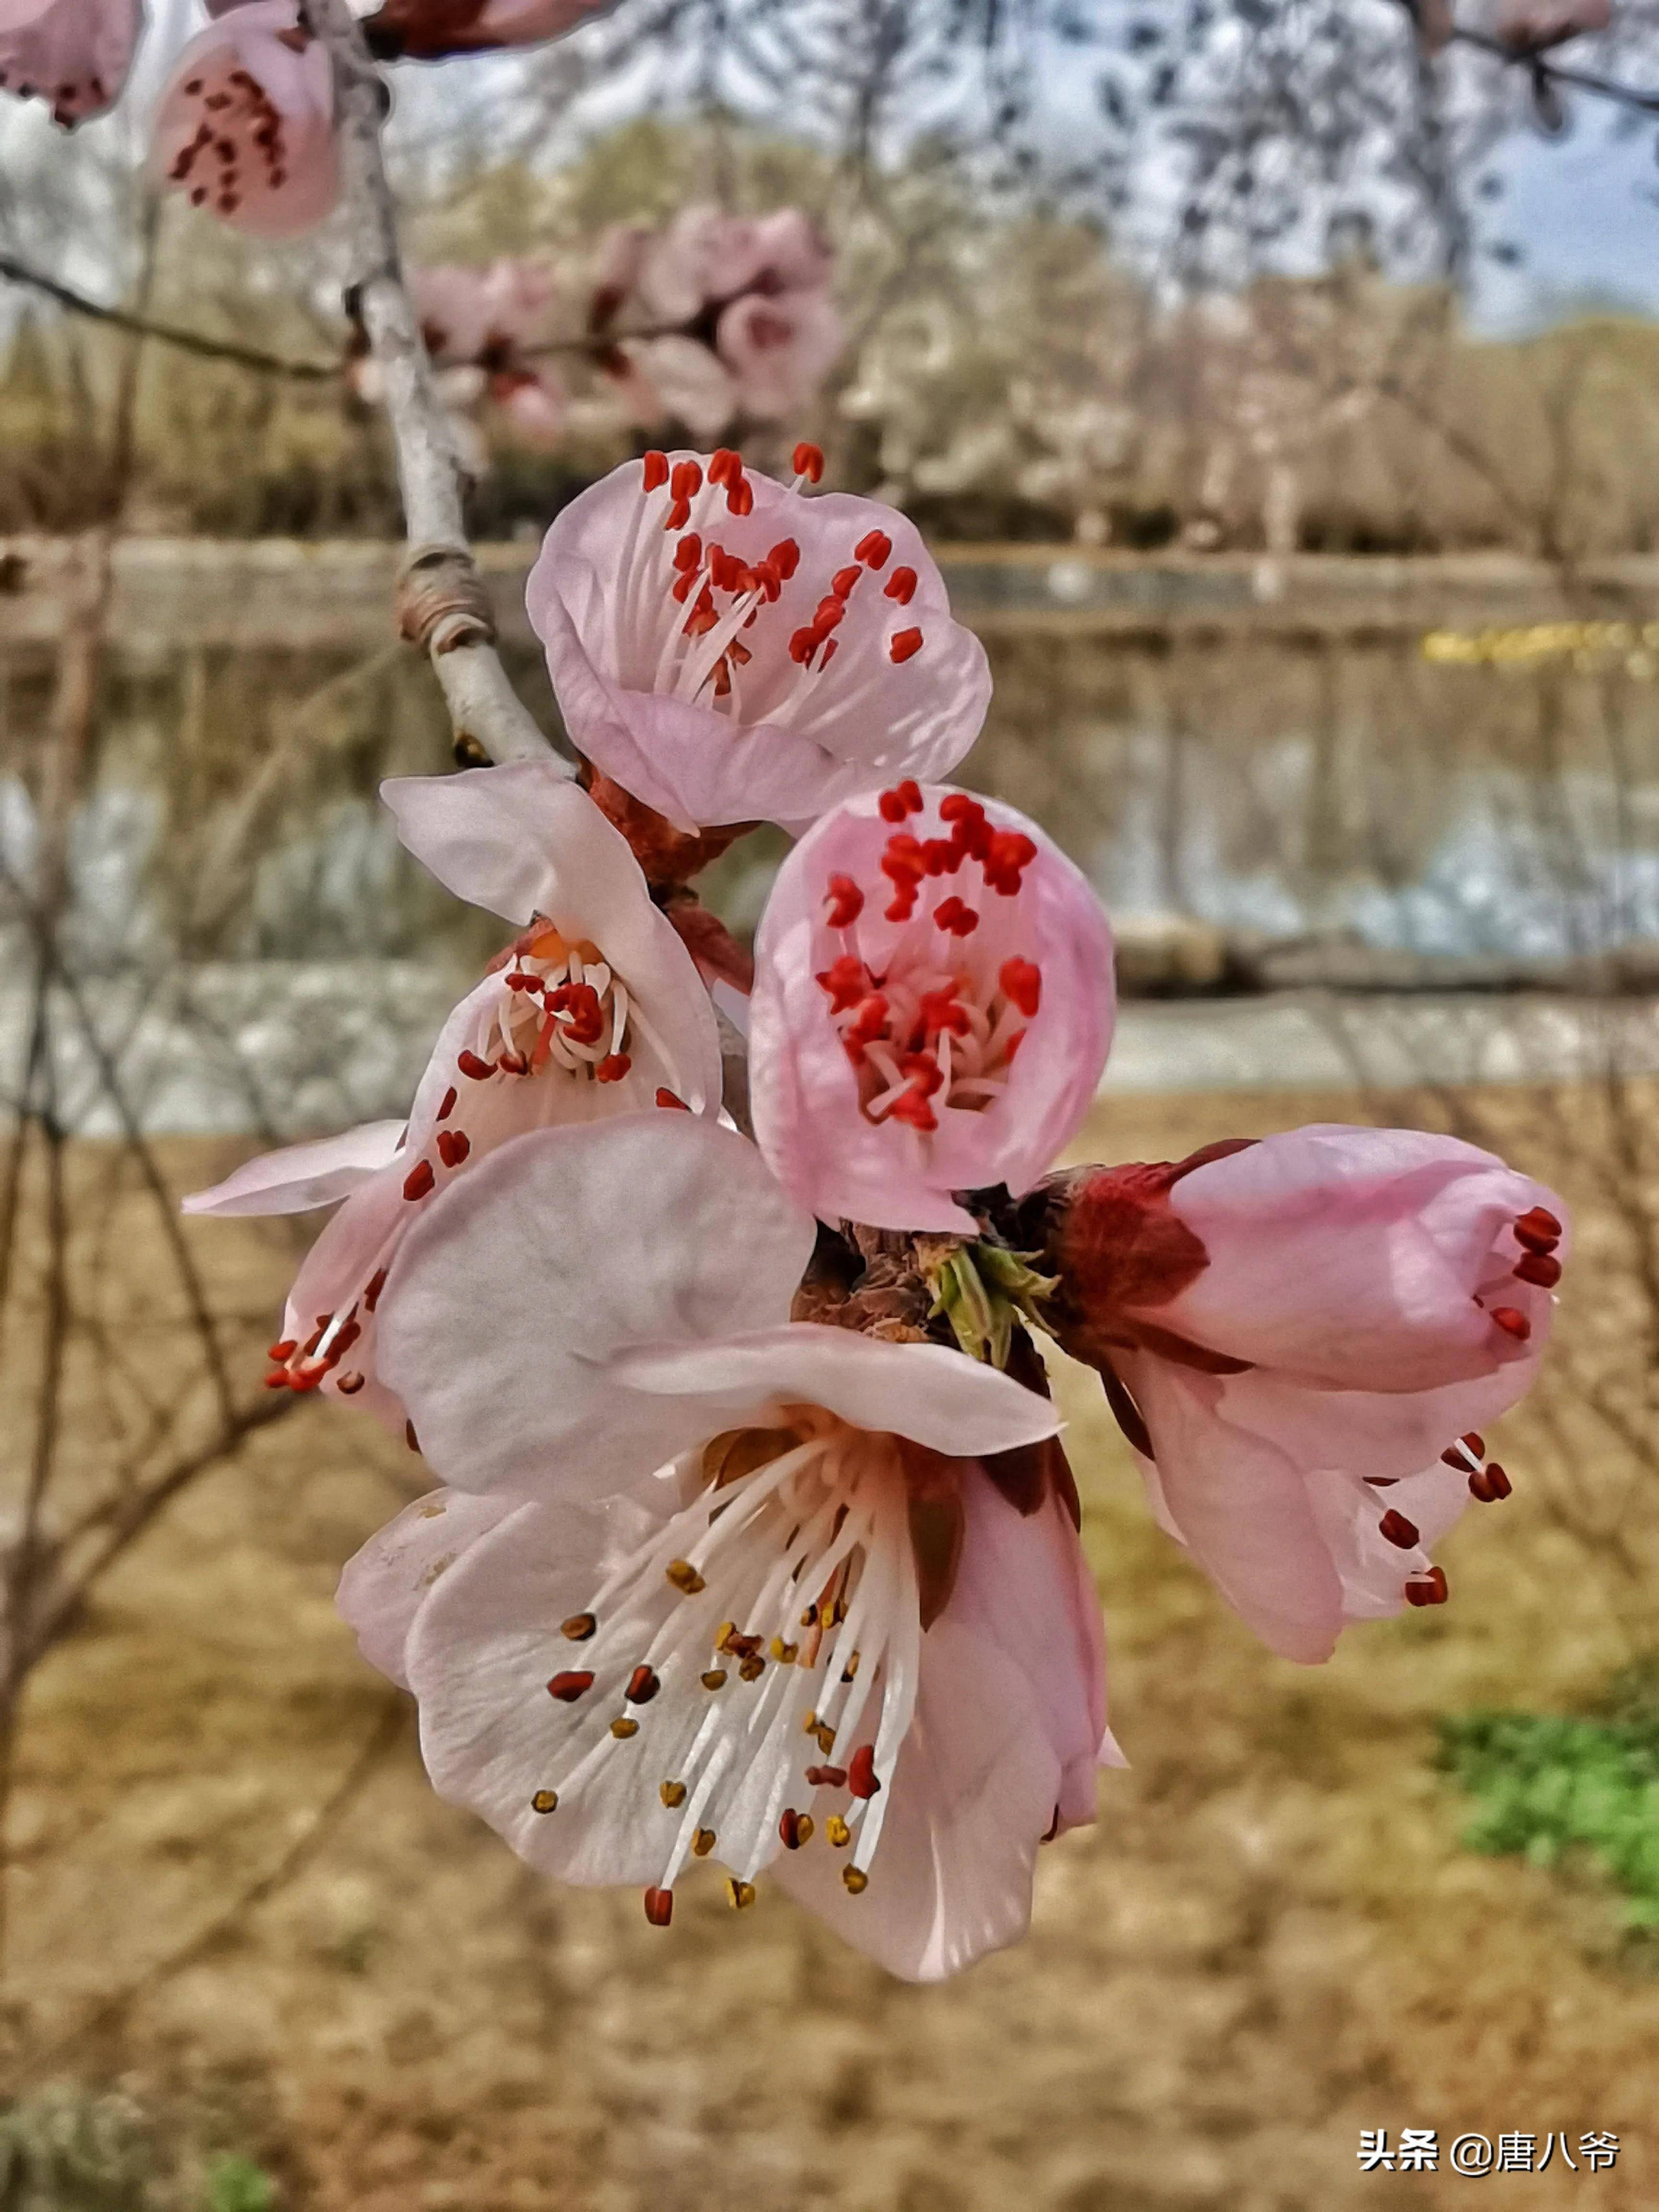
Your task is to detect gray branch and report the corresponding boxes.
[305,0,568,771]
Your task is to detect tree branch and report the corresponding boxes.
[0,252,339,381]
[303,0,569,771]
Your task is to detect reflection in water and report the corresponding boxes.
[2,626,1658,1129]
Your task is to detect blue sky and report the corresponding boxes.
[1476,110,1659,330]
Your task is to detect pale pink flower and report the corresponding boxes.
[151,0,338,241]
[407,261,567,447]
[183,763,721,1423]
[716,284,843,423]
[341,1112,1116,1980]
[0,0,139,125]
[1033,1127,1568,1663]
[361,0,613,60]
[750,782,1114,1235]
[526,449,991,832]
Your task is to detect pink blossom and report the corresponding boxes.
[151,0,338,241]
[526,449,991,832]
[340,1112,1116,1979]
[406,261,567,447]
[361,0,613,61]
[0,0,140,126]
[1034,1127,1569,1663]
[591,207,841,437]
[183,763,721,1424]
[750,783,1114,1234]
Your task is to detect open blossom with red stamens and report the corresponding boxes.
[525,451,991,832]
[337,1115,1117,1981]
[183,764,720,1425]
[0,0,140,127]
[1021,1128,1569,1663]
[749,784,1114,1233]
[151,0,339,241]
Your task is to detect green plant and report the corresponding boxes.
[1439,1663,1659,1931]
[201,2157,275,2212]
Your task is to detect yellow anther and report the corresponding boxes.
[818,1597,839,1629]
[769,1638,798,1664]
[561,1611,597,1641]
[726,1878,757,1910]
[842,1865,868,1895]
[802,1709,818,1735]
[800,1605,817,1628]
[527,926,569,963]
[693,1828,717,1858]
[815,1724,836,1755]
[739,1654,765,1682]
[530,1790,558,1815]
[826,1815,851,1847]
[666,1559,707,1595]
[795,1814,815,1845]
[714,1619,737,1653]
[610,1717,639,1740]
[700,1668,728,1691]
[842,1650,860,1682]
[660,1779,687,1808]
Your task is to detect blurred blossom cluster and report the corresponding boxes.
[346,209,842,468]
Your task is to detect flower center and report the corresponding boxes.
[815,785,1042,1134]
[529,1405,927,1925]
[613,446,924,727]
[165,53,298,218]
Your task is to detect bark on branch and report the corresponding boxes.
[305,0,569,771]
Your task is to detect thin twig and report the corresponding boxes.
[304,0,566,771]
[0,252,340,382]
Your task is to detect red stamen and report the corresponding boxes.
[643,1886,674,1927]
[1490,1306,1532,1342]
[1378,1509,1420,1549]
[547,1671,594,1702]
[1516,1205,1562,1240]
[845,994,890,1047]
[889,627,924,664]
[364,1269,388,1312]
[266,1338,296,1361]
[336,1372,367,1396]
[933,895,979,937]
[847,1743,881,1798]
[854,530,892,570]
[436,1129,470,1169]
[779,1807,807,1849]
[769,538,802,579]
[727,474,754,517]
[792,442,824,482]
[887,1085,938,1131]
[402,1160,435,1201]
[656,1088,690,1110]
[596,1053,633,1083]
[919,986,971,1037]
[437,1085,457,1121]
[999,957,1042,1016]
[670,458,703,501]
[1404,1565,1449,1607]
[884,567,918,604]
[626,1664,661,1704]
[708,448,738,485]
[672,532,702,574]
[831,565,862,600]
[1514,1251,1561,1288]
[457,1049,493,1080]
[1469,1462,1512,1502]
[824,877,865,930]
[641,451,669,492]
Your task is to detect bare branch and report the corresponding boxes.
[303,0,570,772]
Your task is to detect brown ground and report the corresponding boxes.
[5,1088,1656,2211]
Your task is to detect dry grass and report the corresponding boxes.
[4,1091,1657,2210]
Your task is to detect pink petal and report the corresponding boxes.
[620,336,740,440]
[769,1602,1062,1980]
[715,287,843,422]
[337,1485,518,1689]
[615,1326,1061,1461]
[0,0,140,125]
[403,1485,688,1886]
[751,786,1113,1233]
[1117,1352,1348,1664]
[376,1117,818,1500]
[151,0,339,242]
[1158,1126,1566,1391]
[526,455,991,833]
[182,1119,405,1217]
